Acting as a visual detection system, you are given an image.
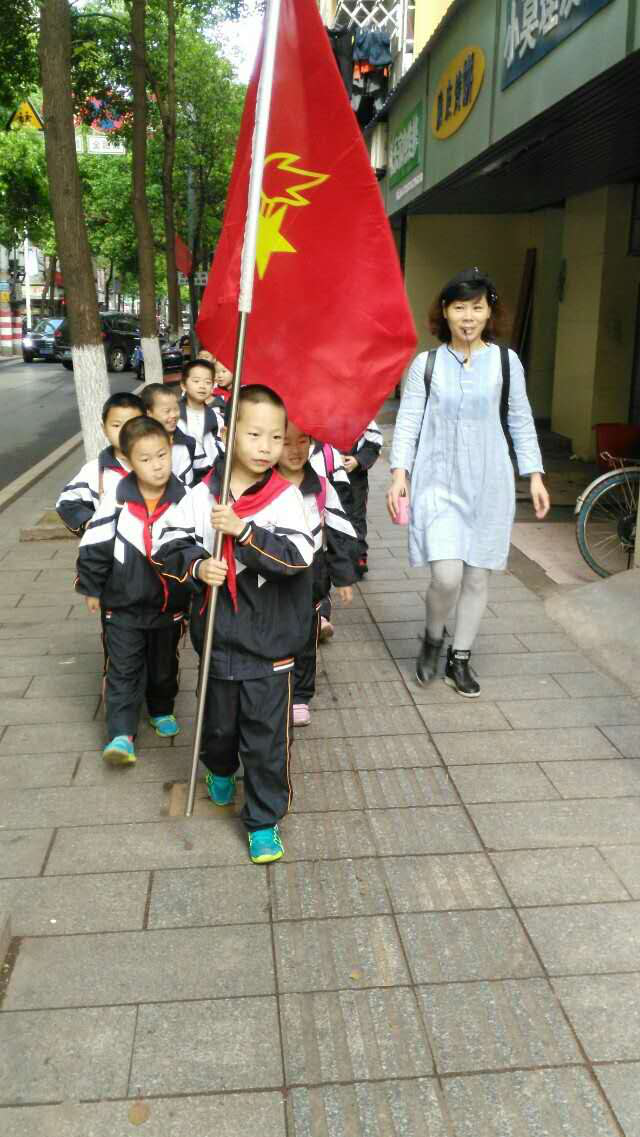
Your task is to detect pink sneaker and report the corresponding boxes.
[292,703,311,726]
[319,617,334,642]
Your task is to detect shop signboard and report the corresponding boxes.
[502,0,616,89]
[431,46,486,140]
[389,102,424,190]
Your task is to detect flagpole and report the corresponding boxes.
[185,0,283,818]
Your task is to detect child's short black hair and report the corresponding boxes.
[225,384,287,429]
[119,415,170,458]
[181,358,215,383]
[140,383,178,412]
[101,391,145,423]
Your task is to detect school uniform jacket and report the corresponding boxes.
[349,420,383,471]
[154,462,314,678]
[75,473,193,628]
[171,425,197,487]
[299,463,358,603]
[178,395,222,479]
[56,447,129,536]
[308,440,356,522]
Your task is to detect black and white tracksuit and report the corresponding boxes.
[346,420,383,564]
[154,463,314,831]
[171,426,197,487]
[56,447,130,536]
[294,463,358,705]
[75,474,193,739]
[178,396,223,481]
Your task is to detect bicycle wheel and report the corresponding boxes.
[576,469,639,577]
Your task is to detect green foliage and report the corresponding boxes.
[0,1,39,116]
[0,130,51,248]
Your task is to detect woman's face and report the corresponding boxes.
[444,293,491,343]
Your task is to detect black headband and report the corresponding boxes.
[442,266,498,307]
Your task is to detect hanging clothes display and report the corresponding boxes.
[351,27,391,126]
[327,25,355,97]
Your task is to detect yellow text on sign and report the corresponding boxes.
[431,46,485,140]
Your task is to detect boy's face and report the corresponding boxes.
[181,366,214,406]
[214,360,233,388]
[128,432,172,492]
[233,401,286,478]
[280,423,310,474]
[148,392,180,435]
[103,407,143,453]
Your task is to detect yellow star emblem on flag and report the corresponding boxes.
[256,153,329,280]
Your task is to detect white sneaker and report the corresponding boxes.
[319,617,334,642]
[292,703,311,726]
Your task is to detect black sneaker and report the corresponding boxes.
[416,633,443,685]
[444,647,480,698]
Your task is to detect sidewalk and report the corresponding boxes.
[1,451,640,1137]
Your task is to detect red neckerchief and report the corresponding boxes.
[128,499,173,611]
[212,385,232,401]
[214,469,290,612]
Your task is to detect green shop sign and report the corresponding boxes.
[389,102,424,190]
[502,0,616,89]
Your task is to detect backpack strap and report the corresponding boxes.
[423,349,437,402]
[322,442,335,476]
[499,345,510,437]
[315,475,327,518]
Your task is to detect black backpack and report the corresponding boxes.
[422,344,512,445]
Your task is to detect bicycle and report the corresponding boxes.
[575,452,640,577]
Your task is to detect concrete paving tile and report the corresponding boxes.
[472,651,597,677]
[147,866,269,928]
[325,681,413,708]
[555,975,640,1061]
[25,672,102,697]
[443,1068,620,1137]
[0,1006,136,1105]
[366,602,423,622]
[416,702,510,733]
[293,734,439,772]
[0,829,53,878]
[129,997,282,1094]
[331,607,375,625]
[378,620,425,640]
[359,767,456,807]
[0,677,31,696]
[281,988,433,1084]
[0,752,78,790]
[317,640,390,660]
[522,902,640,975]
[0,1093,286,1137]
[436,727,619,765]
[303,705,426,739]
[330,624,383,642]
[450,763,560,803]
[491,849,630,906]
[414,675,568,704]
[0,606,69,625]
[271,859,390,920]
[0,872,148,936]
[498,696,640,728]
[326,659,403,683]
[382,854,507,912]
[0,721,104,755]
[397,910,542,983]
[383,634,529,660]
[5,924,275,1009]
[290,771,365,811]
[595,1063,640,1135]
[516,632,582,652]
[74,747,191,785]
[369,806,480,855]
[291,738,355,772]
[487,600,546,619]
[0,782,166,829]
[0,695,99,725]
[600,845,640,898]
[284,812,377,860]
[0,652,103,676]
[478,615,560,635]
[418,978,581,1073]
[600,724,640,757]
[46,818,248,875]
[289,1079,451,1137]
[543,758,640,798]
[0,637,51,657]
[357,580,423,594]
[555,672,630,698]
[18,592,74,608]
[274,915,409,992]
[471,799,640,849]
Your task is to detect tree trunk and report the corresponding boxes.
[159,0,180,340]
[39,0,109,460]
[47,254,57,315]
[130,0,162,383]
[105,258,114,311]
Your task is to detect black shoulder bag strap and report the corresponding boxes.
[423,349,437,402]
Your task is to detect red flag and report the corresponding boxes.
[196,0,416,451]
[175,234,193,276]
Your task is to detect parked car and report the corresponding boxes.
[55,312,141,373]
[22,318,64,363]
[133,339,184,382]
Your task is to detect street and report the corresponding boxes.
[0,357,138,490]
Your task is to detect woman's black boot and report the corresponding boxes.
[444,647,480,698]
[416,632,443,685]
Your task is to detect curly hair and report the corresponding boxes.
[428,280,507,344]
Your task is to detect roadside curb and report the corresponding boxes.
[0,431,83,516]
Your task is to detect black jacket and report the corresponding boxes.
[171,425,197,487]
[154,462,314,678]
[56,446,129,536]
[298,463,358,602]
[348,420,383,472]
[75,473,193,628]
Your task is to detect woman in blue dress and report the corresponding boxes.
[387,268,550,697]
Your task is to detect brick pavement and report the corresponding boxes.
[1,451,640,1135]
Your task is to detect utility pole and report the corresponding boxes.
[23,238,33,330]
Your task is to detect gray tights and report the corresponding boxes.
[425,560,490,652]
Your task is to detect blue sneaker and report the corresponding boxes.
[150,714,180,738]
[103,735,136,766]
[205,772,236,806]
[248,825,284,864]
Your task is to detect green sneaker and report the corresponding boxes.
[150,714,181,738]
[248,825,284,864]
[103,735,136,766]
[205,772,236,806]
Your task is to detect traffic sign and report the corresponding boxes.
[178,271,208,286]
[7,100,44,131]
